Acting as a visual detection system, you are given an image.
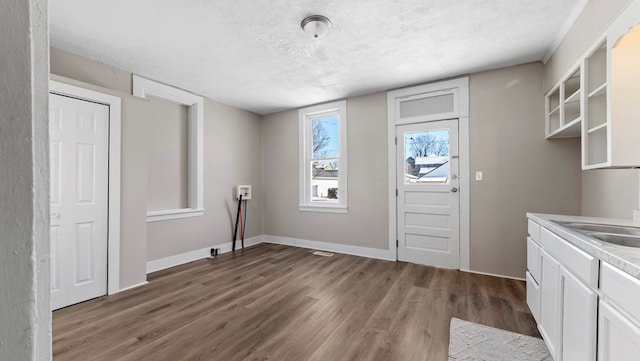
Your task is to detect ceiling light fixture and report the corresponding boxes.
[301,15,332,39]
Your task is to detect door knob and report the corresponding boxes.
[451,187,458,193]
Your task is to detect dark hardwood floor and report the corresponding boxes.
[53,243,539,361]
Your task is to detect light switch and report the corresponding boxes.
[475,171,483,181]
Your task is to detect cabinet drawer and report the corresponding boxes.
[528,219,541,242]
[540,227,599,288]
[601,262,640,323]
[527,237,541,282]
[526,271,540,323]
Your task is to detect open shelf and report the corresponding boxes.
[588,123,607,134]
[565,89,581,104]
[587,44,607,93]
[548,117,582,138]
[546,65,582,139]
[588,83,607,98]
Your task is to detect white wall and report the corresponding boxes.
[0,0,51,359]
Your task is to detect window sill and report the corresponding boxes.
[299,204,348,214]
[147,208,204,222]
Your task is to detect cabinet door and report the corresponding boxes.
[599,300,640,361]
[561,268,597,361]
[539,249,561,359]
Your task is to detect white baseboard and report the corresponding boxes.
[113,281,148,294]
[146,235,264,273]
[263,235,395,261]
[462,269,526,282]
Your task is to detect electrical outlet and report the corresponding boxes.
[475,171,483,181]
[237,185,252,200]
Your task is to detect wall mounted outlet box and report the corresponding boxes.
[237,185,252,200]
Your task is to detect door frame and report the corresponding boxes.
[387,77,470,270]
[49,78,122,294]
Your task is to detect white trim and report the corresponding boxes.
[263,235,396,261]
[49,80,122,294]
[146,236,264,273]
[462,269,526,282]
[543,0,590,64]
[114,281,149,293]
[146,208,205,222]
[298,99,348,213]
[386,77,470,270]
[132,75,205,222]
[298,204,348,213]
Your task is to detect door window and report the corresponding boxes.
[403,129,450,184]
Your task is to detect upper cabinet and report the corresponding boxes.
[546,0,640,169]
[546,66,582,138]
[583,40,608,168]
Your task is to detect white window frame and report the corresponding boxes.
[298,100,348,213]
[133,75,204,222]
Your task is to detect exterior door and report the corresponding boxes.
[49,93,109,310]
[396,119,459,268]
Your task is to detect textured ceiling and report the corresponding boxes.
[50,0,584,115]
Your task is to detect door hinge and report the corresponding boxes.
[395,189,398,197]
[395,137,397,145]
[396,239,399,247]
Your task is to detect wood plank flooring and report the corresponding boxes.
[53,243,540,361]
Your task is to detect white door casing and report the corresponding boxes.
[396,120,460,268]
[387,77,469,268]
[50,93,109,310]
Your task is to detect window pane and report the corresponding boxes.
[312,115,339,159]
[311,159,339,201]
[403,129,450,184]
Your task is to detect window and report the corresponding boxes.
[133,75,204,222]
[299,100,347,213]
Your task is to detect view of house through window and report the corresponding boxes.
[299,99,347,212]
[311,115,339,201]
[404,129,450,184]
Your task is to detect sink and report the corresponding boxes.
[559,222,640,237]
[553,221,640,248]
[590,233,640,248]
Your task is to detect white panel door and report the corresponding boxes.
[599,300,640,361]
[396,119,459,268]
[539,249,562,360]
[49,93,109,310]
[561,267,597,361]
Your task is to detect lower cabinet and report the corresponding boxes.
[560,268,597,361]
[539,249,561,359]
[528,221,598,361]
[598,300,640,360]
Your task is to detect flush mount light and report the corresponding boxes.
[301,15,332,39]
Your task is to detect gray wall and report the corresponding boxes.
[262,92,389,249]
[0,0,51,359]
[262,64,582,278]
[147,98,263,261]
[50,47,263,287]
[544,0,640,219]
[146,96,189,212]
[582,169,639,218]
[469,63,582,278]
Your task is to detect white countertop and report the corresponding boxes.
[527,213,640,279]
